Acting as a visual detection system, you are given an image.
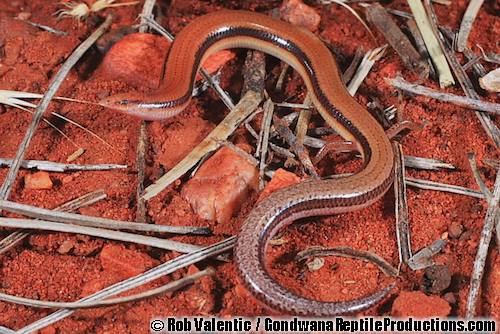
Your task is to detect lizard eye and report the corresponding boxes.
[119,99,129,105]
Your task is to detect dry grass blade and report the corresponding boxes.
[407,239,446,270]
[0,267,213,309]
[318,0,377,44]
[406,177,484,199]
[0,218,209,254]
[456,0,484,52]
[467,153,492,199]
[135,122,148,224]
[296,245,398,277]
[406,0,454,87]
[342,47,364,84]
[477,45,500,64]
[365,3,428,75]
[0,200,210,235]
[466,163,500,317]
[0,16,112,206]
[386,76,500,114]
[17,236,235,334]
[138,0,156,32]
[347,45,387,95]
[0,158,127,172]
[18,18,68,35]
[393,143,412,264]
[404,155,456,170]
[0,326,15,334]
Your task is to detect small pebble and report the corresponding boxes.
[306,257,325,271]
[16,12,31,20]
[24,171,53,190]
[448,221,464,239]
[57,239,75,254]
[280,0,321,32]
[423,264,451,294]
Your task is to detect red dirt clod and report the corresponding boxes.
[99,244,158,279]
[391,291,451,317]
[24,171,53,190]
[258,168,301,201]
[98,33,170,89]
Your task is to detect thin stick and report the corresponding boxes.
[135,121,148,224]
[0,16,113,206]
[0,218,210,254]
[258,100,274,190]
[0,158,127,172]
[393,143,412,264]
[0,268,213,309]
[0,200,210,235]
[17,18,68,36]
[406,177,485,199]
[0,190,106,255]
[386,76,500,114]
[466,164,500,317]
[456,0,484,52]
[296,246,398,277]
[467,153,492,200]
[17,236,235,334]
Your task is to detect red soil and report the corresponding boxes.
[0,0,498,332]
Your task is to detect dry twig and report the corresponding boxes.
[466,162,500,317]
[393,143,412,264]
[0,158,127,172]
[386,76,500,115]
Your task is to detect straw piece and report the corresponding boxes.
[406,0,454,87]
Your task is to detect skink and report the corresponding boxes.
[100,10,395,316]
